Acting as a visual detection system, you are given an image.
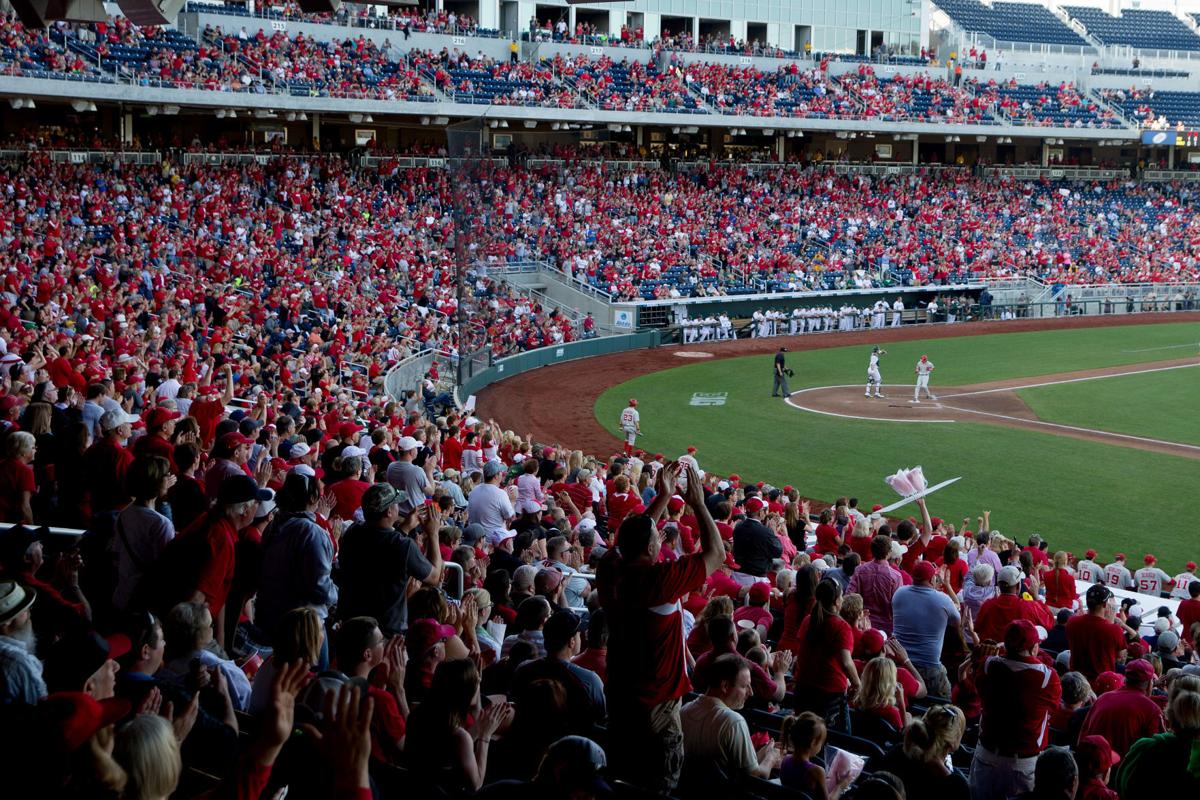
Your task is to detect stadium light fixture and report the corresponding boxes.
[684,126,699,134]
[524,120,536,128]
[286,112,296,121]
[364,115,373,123]
[216,109,226,119]
[976,135,987,142]
[764,128,775,136]
[945,134,953,142]
[672,127,681,134]
[420,116,430,125]
[227,109,237,119]
[10,98,36,110]
[162,105,179,116]
[433,117,449,125]
[490,120,499,128]
[146,106,159,116]
[622,124,631,132]
[298,112,307,121]
[608,123,622,132]
[349,113,364,124]
[552,122,561,130]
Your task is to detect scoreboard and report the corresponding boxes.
[1142,130,1200,147]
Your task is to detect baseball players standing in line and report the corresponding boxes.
[620,398,641,456]
[1133,554,1174,597]
[1170,561,1198,600]
[1103,553,1133,589]
[1075,549,1102,583]
[913,354,937,403]
[866,347,887,398]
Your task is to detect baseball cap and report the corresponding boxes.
[1158,630,1181,653]
[217,474,272,507]
[1076,735,1121,775]
[396,436,419,452]
[254,488,277,520]
[1188,562,1198,572]
[462,523,488,547]
[667,496,685,513]
[543,610,584,651]
[483,460,505,479]
[487,528,517,547]
[1004,620,1040,654]
[1154,618,1171,635]
[1085,549,1097,559]
[1095,671,1123,694]
[218,431,255,449]
[338,421,363,440]
[860,629,886,657]
[1114,552,1126,561]
[362,484,406,516]
[144,407,180,429]
[748,582,771,604]
[1144,554,1157,564]
[340,445,367,459]
[930,517,943,528]
[1126,641,1146,659]
[287,441,312,460]
[292,464,317,478]
[36,693,132,754]
[99,409,139,432]
[44,631,132,693]
[912,561,937,583]
[536,567,565,594]
[1123,658,1156,685]
[575,518,596,534]
[0,580,35,624]
[996,566,1023,586]
[406,618,455,655]
[744,497,766,513]
[1086,583,1113,609]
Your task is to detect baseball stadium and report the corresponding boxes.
[4,0,1200,798]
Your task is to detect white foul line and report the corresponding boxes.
[1120,343,1200,353]
[939,404,1200,453]
[784,385,957,423]
[939,361,1200,399]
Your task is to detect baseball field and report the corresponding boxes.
[586,320,1200,564]
[475,316,1200,566]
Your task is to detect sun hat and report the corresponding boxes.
[0,581,35,624]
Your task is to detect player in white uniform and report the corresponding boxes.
[1134,554,1175,597]
[1170,561,1198,600]
[865,347,886,398]
[1075,549,1102,584]
[620,398,641,457]
[913,355,937,403]
[872,300,887,329]
[1103,553,1133,590]
[718,313,732,340]
[891,298,904,327]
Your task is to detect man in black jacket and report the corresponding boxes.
[731,497,781,587]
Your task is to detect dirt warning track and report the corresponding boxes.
[786,359,1200,459]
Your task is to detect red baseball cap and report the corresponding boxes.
[744,497,766,513]
[860,629,886,657]
[1076,735,1121,775]
[782,485,793,494]
[667,496,685,513]
[748,582,771,604]
[930,517,943,528]
[406,618,455,655]
[1123,658,1156,686]
[1004,620,1041,654]
[653,453,663,461]
[1085,549,1097,559]
[1095,671,1123,694]
[1188,562,1197,572]
[871,504,883,512]
[144,407,180,429]
[1144,554,1156,564]
[755,482,765,489]
[686,446,697,454]
[338,421,363,440]
[1114,553,1126,561]
[37,692,132,753]
[912,561,937,583]
[218,432,255,449]
[728,474,740,483]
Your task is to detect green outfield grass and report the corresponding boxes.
[595,322,1200,564]
[1018,366,1200,447]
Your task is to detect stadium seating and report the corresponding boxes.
[991,80,1121,127]
[1097,87,1200,129]
[836,67,997,123]
[933,0,1088,46]
[1064,6,1200,51]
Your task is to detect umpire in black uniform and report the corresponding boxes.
[772,347,792,398]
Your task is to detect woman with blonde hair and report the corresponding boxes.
[1042,550,1078,611]
[0,430,37,522]
[853,655,909,731]
[114,714,181,800]
[246,606,323,714]
[876,703,969,800]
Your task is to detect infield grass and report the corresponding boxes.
[595,322,1200,564]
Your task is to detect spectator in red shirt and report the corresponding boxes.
[1066,584,1128,684]
[0,431,37,523]
[1075,734,1120,800]
[133,407,180,472]
[732,581,774,640]
[813,508,841,556]
[83,409,138,514]
[974,565,1054,643]
[791,578,861,732]
[1078,658,1165,756]
[596,462,723,792]
[571,607,608,683]
[1178,581,1200,644]
[692,615,790,704]
[605,474,641,533]
[969,620,1062,800]
[1043,550,1079,611]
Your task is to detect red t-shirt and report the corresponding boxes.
[195,517,238,616]
[733,605,773,633]
[606,491,641,532]
[441,437,463,470]
[0,458,35,521]
[705,569,741,600]
[978,655,1062,756]
[598,552,707,708]
[814,523,841,556]
[945,559,969,594]
[1178,598,1200,640]
[846,532,874,562]
[1043,568,1078,609]
[189,397,225,446]
[974,594,1054,643]
[329,478,371,521]
[1066,613,1128,681]
[716,521,734,542]
[778,595,815,657]
[925,535,948,564]
[793,614,855,694]
[1078,687,1166,756]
